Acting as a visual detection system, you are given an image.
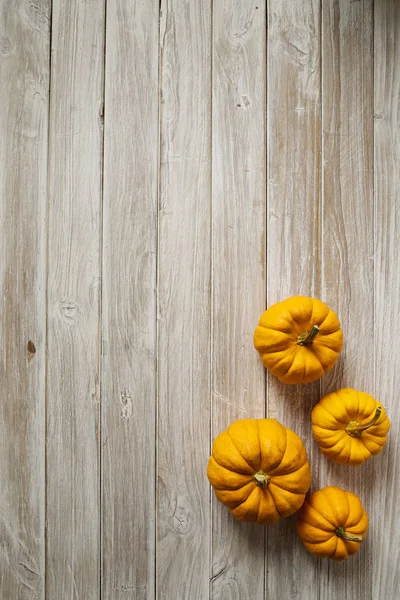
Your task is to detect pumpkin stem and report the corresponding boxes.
[297,325,320,346]
[253,471,271,489]
[345,406,382,439]
[335,526,363,543]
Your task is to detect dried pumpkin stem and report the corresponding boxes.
[253,471,271,489]
[297,325,320,346]
[345,406,382,438]
[335,526,363,543]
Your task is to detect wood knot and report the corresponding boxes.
[27,340,36,360]
[60,300,81,323]
[120,389,133,419]
[172,505,191,534]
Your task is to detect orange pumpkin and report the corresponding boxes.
[312,388,390,466]
[207,418,311,525]
[253,296,343,384]
[296,486,368,560]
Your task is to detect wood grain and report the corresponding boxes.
[211,2,266,598]
[2,2,400,597]
[320,1,374,597]
[156,1,211,598]
[266,1,321,597]
[101,2,159,598]
[0,1,49,597]
[373,1,400,597]
[46,0,105,596]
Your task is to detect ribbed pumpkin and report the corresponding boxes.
[312,388,390,466]
[253,296,343,384]
[296,486,368,560]
[207,418,311,525]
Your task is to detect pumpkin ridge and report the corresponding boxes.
[311,416,340,433]
[214,482,255,509]
[300,535,334,545]
[317,308,339,333]
[207,457,254,488]
[259,322,293,334]
[300,508,334,532]
[303,348,323,381]
[310,300,330,327]
[255,334,293,353]
[226,431,258,474]
[308,500,337,527]
[345,510,368,533]
[323,397,354,421]
[287,297,314,323]
[268,348,297,375]
[211,452,254,476]
[258,419,286,448]
[276,307,300,330]
[268,456,308,476]
[318,436,348,452]
[229,485,260,523]
[266,488,283,519]
[256,492,264,522]
[337,488,351,522]
[321,441,351,463]
[356,438,377,455]
[329,537,340,558]
[361,433,386,446]
[280,352,300,380]
[353,389,361,417]
[347,443,372,465]
[257,419,288,471]
[228,485,258,512]
[269,459,308,474]
[290,351,307,383]
[317,402,349,425]
[296,520,334,543]
[268,432,308,476]
[312,334,343,354]
[313,428,343,443]
[256,489,277,522]
[268,479,305,495]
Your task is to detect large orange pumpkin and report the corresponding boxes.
[207,418,311,525]
[254,296,343,384]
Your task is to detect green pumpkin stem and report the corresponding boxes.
[335,526,363,543]
[297,325,320,346]
[345,406,382,438]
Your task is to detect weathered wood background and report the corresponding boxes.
[0,0,399,598]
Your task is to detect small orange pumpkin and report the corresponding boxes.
[296,486,368,560]
[207,418,311,525]
[253,296,343,384]
[312,388,390,466]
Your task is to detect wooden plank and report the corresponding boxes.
[46,0,104,596]
[211,2,266,598]
[265,1,321,597]
[0,1,49,597]
[373,1,400,596]
[101,2,159,598]
[319,0,374,597]
[156,1,211,598]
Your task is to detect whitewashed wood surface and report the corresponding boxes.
[0,1,399,598]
